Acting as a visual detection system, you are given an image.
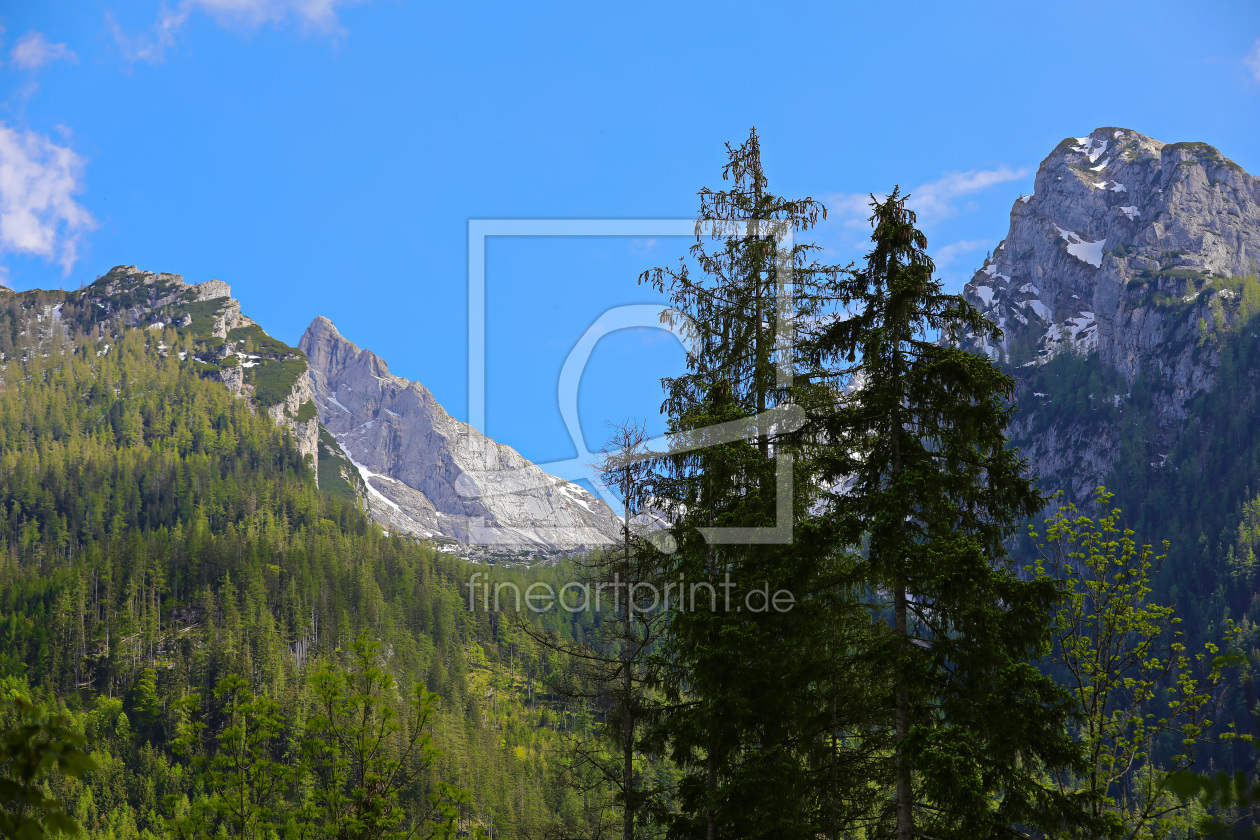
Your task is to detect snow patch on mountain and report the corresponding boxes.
[1056,227,1105,267]
[1072,136,1108,163]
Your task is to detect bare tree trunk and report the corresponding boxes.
[895,583,911,840]
[625,669,634,840]
[706,752,716,840]
[892,320,912,840]
[623,500,635,840]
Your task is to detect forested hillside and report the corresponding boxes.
[951,128,1260,780]
[2,131,1256,840]
[1009,321,1260,777]
[0,289,613,839]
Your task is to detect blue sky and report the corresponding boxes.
[3,0,1260,477]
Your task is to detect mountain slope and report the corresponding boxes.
[0,283,607,839]
[961,127,1260,501]
[43,267,620,553]
[300,316,621,551]
[60,265,325,467]
[961,128,1260,763]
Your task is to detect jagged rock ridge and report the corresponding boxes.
[960,128,1260,498]
[70,266,324,466]
[299,316,621,550]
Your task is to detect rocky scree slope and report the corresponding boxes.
[960,127,1260,500]
[300,316,622,551]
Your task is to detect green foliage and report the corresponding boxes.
[1240,273,1260,324]
[1017,351,1127,437]
[1009,291,1260,782]
[640,128,878,840]
[1210,293,1226,330]
[1033,490,1243,839]
[165,636,474,840]
[527,423,673,840]
[1165,141,1244,173]
[225,326,294,361]
[0,697,96,839]
[1151,268,1206,283]
[173,301,230,342]
[245,358,308,409]
[1195,272,1260,330]
[1168,769,1260,837]
[165,675,292,840]
[62,268,310,412]
[0,307,615,839]
[316,427,360,504]
[303,634,471,840]
[294,401,318,424]
[13,134,1260,840]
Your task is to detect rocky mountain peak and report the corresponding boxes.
[962,128,1260,499]
[59,265,322,463]
[298,317,621,551]
[302,314,397,387]
[86,265,249,336]
[30,268,622,553]
[964,127,1260,375]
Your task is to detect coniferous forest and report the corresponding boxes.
[0,306,608,838]
[1,131,1258,840]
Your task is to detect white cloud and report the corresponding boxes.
[9,32,78,71]
[1246,39,1260,83]
[111,0,368,62]
[827,165,1029,230]
[933,239,992,268]
[826,192,881,229]
[629,237,659,256]
[106,10,180,64]
[0,124,95,274]
[181,0,364,30]
[908,166,1027,223]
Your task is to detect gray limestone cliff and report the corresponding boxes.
[299,316,622,550]
[959,128,1260,498]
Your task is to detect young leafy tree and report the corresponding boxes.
[0,698,96,839]
[1033,490,1245,840]
[801,189,1087,840]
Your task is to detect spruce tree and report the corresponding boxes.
[641,129,876,840]
[801,189,1086,840]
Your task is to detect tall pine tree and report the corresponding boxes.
[642,129,878,840]
[802,190,1087,840]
